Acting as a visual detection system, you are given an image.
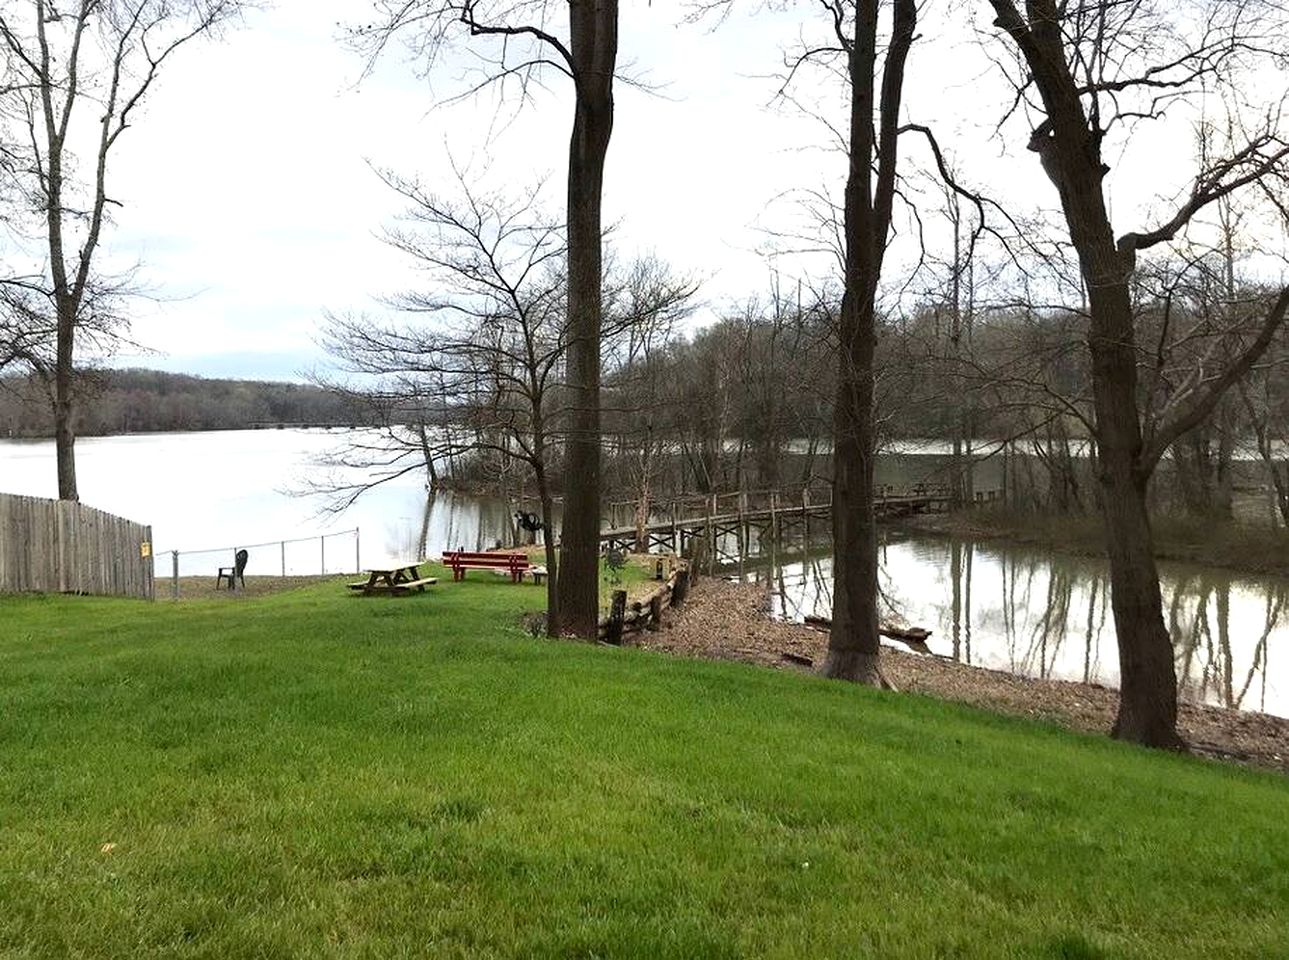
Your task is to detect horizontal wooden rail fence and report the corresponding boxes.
[598,558,692,644]
[0,494,154,599]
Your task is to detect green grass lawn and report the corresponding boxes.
[2,569,1287,958]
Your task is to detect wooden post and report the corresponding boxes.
[770,490,779,571]
[321,534,326,575]
[171,550,179,601]
[706,494,716,576]
[737,492,746,578]
[354,528,361,573]
[1002,440,1010,508]
[672,567,690,605]
[281,540,286,578]
[648,593,663,631]
[606,589,627,645]
[670,499,678,554]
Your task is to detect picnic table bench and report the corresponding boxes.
[349,560,438,596]
[441,550,532,583]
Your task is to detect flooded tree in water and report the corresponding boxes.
[1240,324,1289,528]
[0,0,247,501]
[985,0,1289,748]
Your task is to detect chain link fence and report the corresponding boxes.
[154,528,360,599]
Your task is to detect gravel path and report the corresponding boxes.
[637,576,1289,775]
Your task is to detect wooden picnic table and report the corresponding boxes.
[348,560,438,597]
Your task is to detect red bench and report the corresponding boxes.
[441,550,532,583]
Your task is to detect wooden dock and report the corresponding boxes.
[599,485,989,560]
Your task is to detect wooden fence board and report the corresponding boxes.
[0,494,153,600]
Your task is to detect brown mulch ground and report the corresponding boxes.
[636,576,1289,775]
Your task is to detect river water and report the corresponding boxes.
[744,536,1286,717]
[0,429,518,576]
[2,428,1286,717]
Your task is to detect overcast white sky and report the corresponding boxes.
[40,0,1283,380]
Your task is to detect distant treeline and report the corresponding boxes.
[0,369,368,438]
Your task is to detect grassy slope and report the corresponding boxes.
[1,572,1286,959]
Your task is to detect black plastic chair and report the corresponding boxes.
[216,549,248,590]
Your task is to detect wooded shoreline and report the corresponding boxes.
[900,509,1289,581]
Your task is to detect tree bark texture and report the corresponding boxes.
[556,0,618,638]
[824,0,915,685]
[988,0,1183,747]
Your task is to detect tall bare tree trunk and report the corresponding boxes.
[824,0,916,684]
[557,0,618,637]
[1085,240,1183,748]
[416,421,440,490]
[989,1,1193,748]
[634,444,652,553]
[48,103,78,502]
[54,331,77,501]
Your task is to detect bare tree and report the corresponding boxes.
[985,0,1289,747]
[0,0,244,500]
[318,170,569,630]
[1241,358,1289,527]
[357,0,618,637]
[601,255,698,550]
[318,165,694,631]
[808,0,918,685]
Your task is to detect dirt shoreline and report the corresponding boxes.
[637,577,1289,776]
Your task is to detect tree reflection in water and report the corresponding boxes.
[744,532,1288,717]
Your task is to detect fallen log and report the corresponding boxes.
[801,614,934,652]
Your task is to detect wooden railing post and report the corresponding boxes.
[706,494,715,575]
[672,567,690,605]
[606,589,627,645]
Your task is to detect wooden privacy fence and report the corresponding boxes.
[0,494,154,599]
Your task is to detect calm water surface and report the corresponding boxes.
[743,535,1287,718]
[0,429,520,576]
[2,429,1286,717]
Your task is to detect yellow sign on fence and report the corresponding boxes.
[140,541,152,559]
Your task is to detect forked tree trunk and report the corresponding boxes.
[989,0,1186,749]
[556,0,617,638]
[824,0,915,686]
[826,325,882,683]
